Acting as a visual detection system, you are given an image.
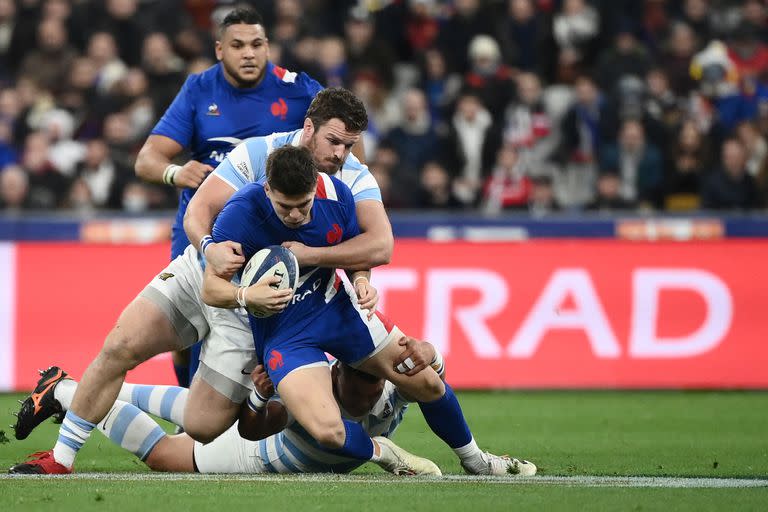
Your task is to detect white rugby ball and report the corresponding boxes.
[240,245,299,318]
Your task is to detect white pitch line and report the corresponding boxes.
[0,474,766,488]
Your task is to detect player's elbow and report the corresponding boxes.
[134,148,151,180]
[370,235,393,267]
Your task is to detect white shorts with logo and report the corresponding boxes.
[139,245,258,402]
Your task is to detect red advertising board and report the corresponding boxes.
[7,240,768,391]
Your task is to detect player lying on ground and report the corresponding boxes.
[10,359,441,475]
[189,88,537,477]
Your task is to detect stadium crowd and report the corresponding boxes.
[0,0,767,214]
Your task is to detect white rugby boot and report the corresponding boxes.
[373,436,442,476]
[462,452,537,476]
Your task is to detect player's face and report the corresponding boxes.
[334,368,386,417]
[265,185,315,228]
[305,118,360,174]
[216,23,269,88]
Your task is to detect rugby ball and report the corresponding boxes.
[240,245,299,318]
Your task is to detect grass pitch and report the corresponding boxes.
[1,390,767,511]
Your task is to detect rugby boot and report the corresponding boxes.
[13,366,69,440]
[9,450,72,474]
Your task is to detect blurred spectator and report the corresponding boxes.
[72,139,121,208]
[552,0,600,80]
[725,22,768,82]
[595,26,652,93]
[676,0,713,44]
[19,17,77,93]
[659,22,699,97]
[741,0,768,43]
[735,121,768,177]
[40,108,85,176]
[701,138,762,210]
[415,161,462,210]
[496,0,554,79]
[317,36,348,88]
[418,47,462,129]
[437,0,495,75]
[141,32,185,114]
[503,72,556,167]
[0,0,17,78]
[63,177,96,214]
[345,6,395,89]
[21,131,70,209]
[405,0,440,56]
[383,88,439,175]
[644,68,684,137]
[586,170,637,212]
[463,35,516,124]
[94,0,147,67]
[528,174,561,217]
[441,91,500,207]
[599,119,663,207]
[481,145,532,213]
[664,120,711,211]
[87,31,129,94]
[0,164,29,210]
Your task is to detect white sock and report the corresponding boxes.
[53,411,96,468]
[118,383,188,427]
[53,379,77,410]
[453,437,486,469]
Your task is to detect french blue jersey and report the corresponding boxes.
[213,129,382,204]
[211,175,360,357]
[150,62,323,258]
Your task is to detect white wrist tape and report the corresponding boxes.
[236,286,248,309]
[396,357,416,374]
[162,164,181,186]
[430,348,445,377]
[353,276,369,287]
[247,389,268,412]
[200,235,214,255]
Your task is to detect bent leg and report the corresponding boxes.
[182,366,242,444]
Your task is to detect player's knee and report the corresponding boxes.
[100,331,144,371]
[309,421,346,450]
[401,369,444,402]
[184,423,222,445]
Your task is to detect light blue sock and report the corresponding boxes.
[118,383,188,427]
[98,400,166,461]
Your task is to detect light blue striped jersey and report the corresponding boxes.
[212,129,382,203]
[255,381,408,473]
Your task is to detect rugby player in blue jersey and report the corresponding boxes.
[202,147,536,476]
[134,6,323,388]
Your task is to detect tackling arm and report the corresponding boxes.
[285,200,394,271]
[237,365,289,441]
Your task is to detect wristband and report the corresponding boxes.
[247,389,269,412]
[162,164,181,186]
[430,348,445,377]
[235,286,248,309]
[200,235,214,255]
[353,276,369,287]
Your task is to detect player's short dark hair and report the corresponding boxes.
[266,146,318,196]
[219,7,264,37]
[305,88,368,133]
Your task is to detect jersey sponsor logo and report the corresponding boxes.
[271,98,288,120]
[291,278,323,305]
[236,161,249,179]
[268,349,284,371]
[207,137,244,163]
[158,272,175,281]
[326,223,343,244]
[207,103,221,116]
